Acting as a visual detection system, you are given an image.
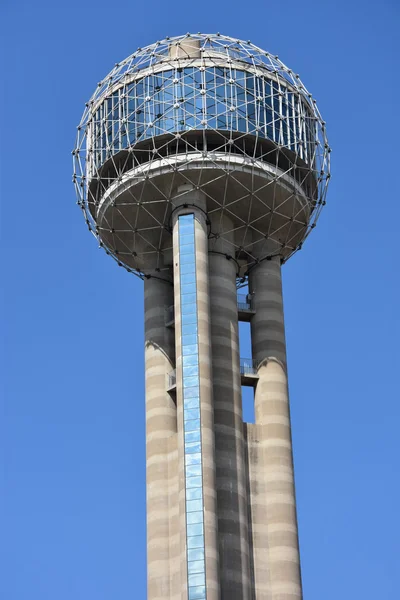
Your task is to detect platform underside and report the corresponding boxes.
[94,153,313,275]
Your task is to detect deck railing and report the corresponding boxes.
[240,358,259,376]
[237,294,254,312]
[168,369,177,389]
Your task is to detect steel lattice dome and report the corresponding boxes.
[73,33,330,279]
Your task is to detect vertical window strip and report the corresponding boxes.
[178,214,207,600]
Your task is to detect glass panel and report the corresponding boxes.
[186,510,203,525]
[184,418,201,432]
[180,253,195,265]
[180,233,195,245]
[182,343,198,355]
[178,212,206,583]
[187,522,203,537]
[186,498,203,513]
[185,430,201,443]
[184,408,200,421]
[182,339,198,353]
[180,214,194,223]
[185,441,201,454]
[181,272,196,286]
[183,375,199,388]
[181,282,196,295]
[188,573,206,587]
[186,475,202,488]
[186,463,202,478]
[180,262,196,275]
[184,398,200,411]
[186,487,203,501]
[181,302,197,315]
[181,293,197,305]
[186,452,201,465]
[188,560,205,575]
[182,312,197,325]
[188,547,205,562]
[180,243,195,255]
[188,585,206,600]
[182,322,197,335]
[184,387,199,399]
[187,535,204,549]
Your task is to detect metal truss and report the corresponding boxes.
[73,33,330,281]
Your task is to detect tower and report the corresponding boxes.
[73,33,330,600]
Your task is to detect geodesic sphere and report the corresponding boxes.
[73,33,330,278]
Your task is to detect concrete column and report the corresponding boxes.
[208,217,251,599]
[172,186,220,600]
[144,270,177,600]
[248,257,302,600]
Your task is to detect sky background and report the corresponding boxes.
[1,0,399,598]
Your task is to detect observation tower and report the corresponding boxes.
[73,33,330,600]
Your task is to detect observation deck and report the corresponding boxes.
[74,33,330,280]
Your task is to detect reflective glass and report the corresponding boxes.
[186,487,203,501]
[180,262,196,275]
[182,338,198,352]
[185,430,201,443]
[181,293,197,305]
[183,376,199,388]
[185,441,201,454]
[184,386,199,399]
[188,573,206,587]
[182,364,199,380]
[186,498,203,513]
[184,397,199,409]
[180,243,195,255]
[180,253,195,265]
[188,547,205,562]
[93,66,315,172]
[186,463,202,478]
[186,475,202,488]
[181,282,196,295]
[181,273,196,286]
[188,560,205,574]
[181,302,196,315]
[188,585,206,600]
[184,408,200,421]
[186,510,203,525]
[179,224,194,234]
[182,344,198,356]
[187,522,203,537]
[180,234,195,245]
[179,214,194,223]
[178,213,206,587]
[187,535,204,549]
[182,312,197,325]
[186,452,201,465]
[182,322,197,335]
[184,418,200,433]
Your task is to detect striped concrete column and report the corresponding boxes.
[248,257,302,600]
[144,270,177,600]
[208,217,251,599]
[172,186,220,600]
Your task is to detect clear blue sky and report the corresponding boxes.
[1,1,399,598]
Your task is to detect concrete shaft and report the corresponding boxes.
[209,251,251,599]
[172,189,220,600]
[144,272,177,600]
[248,257,302,600]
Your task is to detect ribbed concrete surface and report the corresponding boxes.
[144,272,177,599]
[248,257,302,600]
[209,251,251,599]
